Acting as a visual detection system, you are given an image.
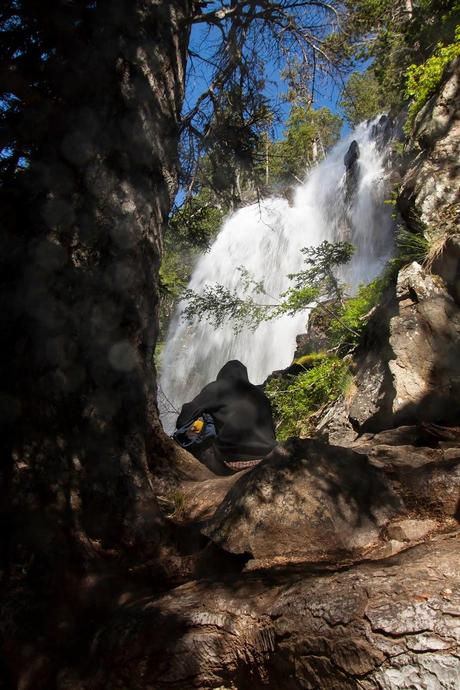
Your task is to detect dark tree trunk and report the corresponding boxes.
[0,2,193,684]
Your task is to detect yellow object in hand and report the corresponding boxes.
[190,418,204,433]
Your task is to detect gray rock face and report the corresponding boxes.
[432,234,460,304]
[399,56,460,239]
[389,262,460,422]
[318,262,460,441]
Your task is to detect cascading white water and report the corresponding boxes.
[159,117,395,431]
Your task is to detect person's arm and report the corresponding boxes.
[176,382,219,428]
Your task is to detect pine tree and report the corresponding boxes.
[0,2,346,683]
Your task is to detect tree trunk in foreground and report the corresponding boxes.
[1,1,192,683]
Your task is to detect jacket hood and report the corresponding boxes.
[216,360,249,383]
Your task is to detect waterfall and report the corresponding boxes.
[159,117,395,431]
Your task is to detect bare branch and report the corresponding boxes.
[181,0,345,192]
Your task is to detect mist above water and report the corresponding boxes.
[160,118,395,431]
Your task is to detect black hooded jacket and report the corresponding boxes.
[176,360,277,460]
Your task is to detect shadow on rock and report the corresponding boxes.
[203,438,403,568]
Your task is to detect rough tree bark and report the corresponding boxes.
[1,2,193,685]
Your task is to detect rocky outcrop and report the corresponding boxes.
[67,531,460,690]
[344,139,360,170]
[317,60,460,445]
[431,234,460,303]
[371,113,395,151]
[344,139,360,201]
[317,261,460,443]
[201,436,459,570]
[52,427,459,690]
[293,305,332,358]
[399,56,460,239]
[388,262,460,422]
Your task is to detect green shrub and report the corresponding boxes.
[405,26,460,130]
[384,226,430,279]
[328,279,385,352]
[265,357,351,440]
[395,226,430,262]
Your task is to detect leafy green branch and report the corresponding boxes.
[405,25,460,130]
[181,240,359,337]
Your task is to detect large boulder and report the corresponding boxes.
[201,437,459,569]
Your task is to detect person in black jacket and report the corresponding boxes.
[175,360,277,475]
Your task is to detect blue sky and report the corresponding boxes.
[184,12,356,143]
[182,24,360,203]
[176,17,357,205]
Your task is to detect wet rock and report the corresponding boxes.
[344,140,361,201]
[370,114,395,151]
[282,186,296,206]
[344,140,360,170]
